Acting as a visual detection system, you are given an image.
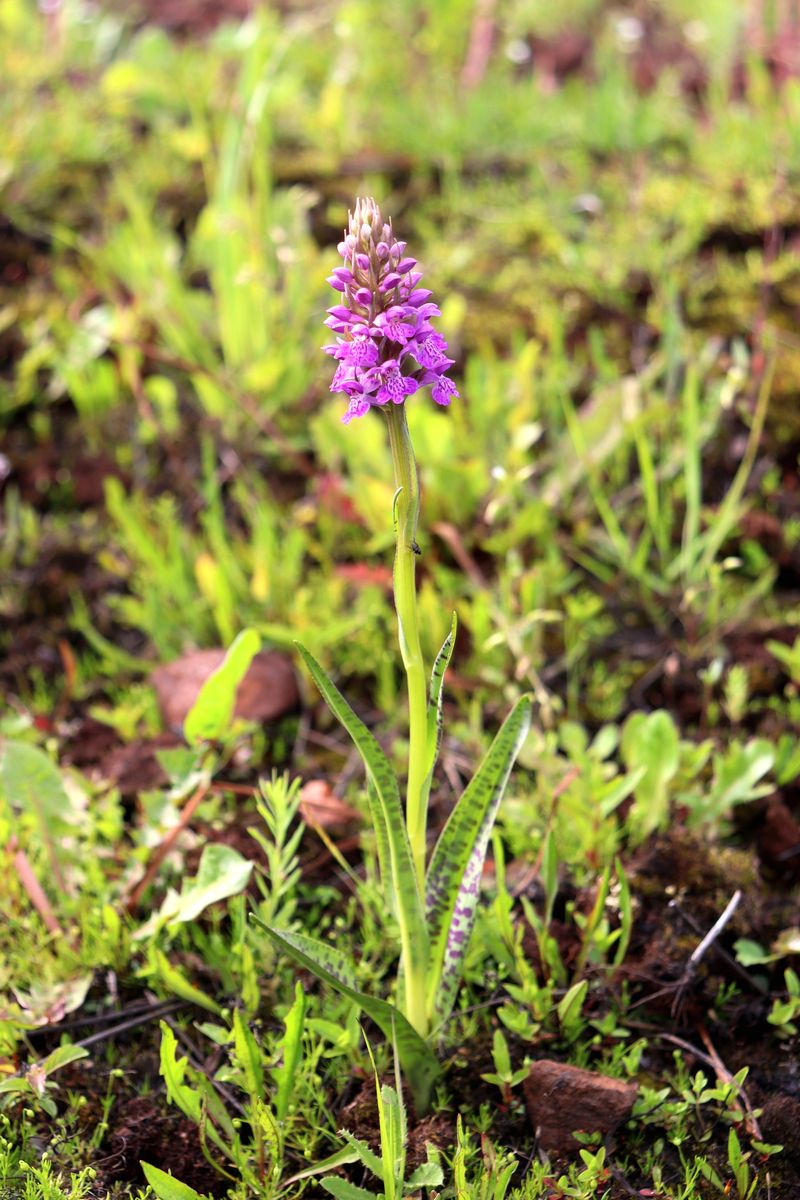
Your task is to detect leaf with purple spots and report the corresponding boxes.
[425,695,532,1025]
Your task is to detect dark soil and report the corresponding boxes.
[48,1040,228,1198]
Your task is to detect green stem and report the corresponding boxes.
[386,403,429,892]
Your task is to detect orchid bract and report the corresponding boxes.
[252,199,531,1113]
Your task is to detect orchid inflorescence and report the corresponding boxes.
[255,199,530,1113]
[323,196,459,424]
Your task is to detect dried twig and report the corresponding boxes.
[461,0,497,89]
[670,889,743,1016]
[75,1000,185,1050]
[670,890,767,995]
[123,779,210,914]
[8,837,64,938]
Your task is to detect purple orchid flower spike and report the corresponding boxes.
[323,197,459,424]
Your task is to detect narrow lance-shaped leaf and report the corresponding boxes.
[250,917,441,1115]
[425,695,532,1025]
[232,1007,263,1104]
[422,613,457,800]
[274,980,306,1123]
[294,643,428,983]
[366,778,393,915]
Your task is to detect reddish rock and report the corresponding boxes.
[152,648,299,734]
[299,780,361,831]
[523,1060,637,1155]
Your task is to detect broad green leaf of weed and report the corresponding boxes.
[322,1179,379,1200]
[704,740,775,821]
[142,1162,208,1200]
[149,949,223,1016]
[284,1145,362,1187]
[621,711,680,842]
[406,1158,444,1190]
[184,628,260,745]
[1,741,72,823]
[338,1129,385,1181]
[39,1044,89,1076]
[232,1007,264,1104]
[167,844,253,926]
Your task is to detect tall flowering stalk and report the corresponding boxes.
[254,199,530,1113]
[324,198,459,888]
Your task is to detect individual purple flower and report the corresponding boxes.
[323,197,458,424]
[431,375,458,407]
[420,369,459,408]
[414,332,449,369]
[373,362,419,406]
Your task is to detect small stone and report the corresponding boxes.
[152,648,299,733]
[523,1060,637,1155]
[299,780,361,830]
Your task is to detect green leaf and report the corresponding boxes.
[707,739,775,814]
[426,695,532,1025]
[734,937,773,967]
[274,980,306,1123]
[159,1022,201,1124]
[557,979,588,1033]
[166,844,253,925]
[366,777,393,913]
[321,1179,379,1200]
[151,949,223,1016]
[294,643,428,992]
[158,1021,234,1149]
[284,1145,361,1187]
[377,1082,405,1200]
[423,613,457,792]
[141,1162,207,1200]
[232,1008,263,1104]
[183,628,260,744]
[39,1044,89,1076]
[406,1159,444,1190]
[0,741,72,824]
[0,742,78,879]
[0,1077,30,1097]
[621,711,679,841]
[491,1028,511,1077]
[251,918,440,1114]
[339,1129,385,1181]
